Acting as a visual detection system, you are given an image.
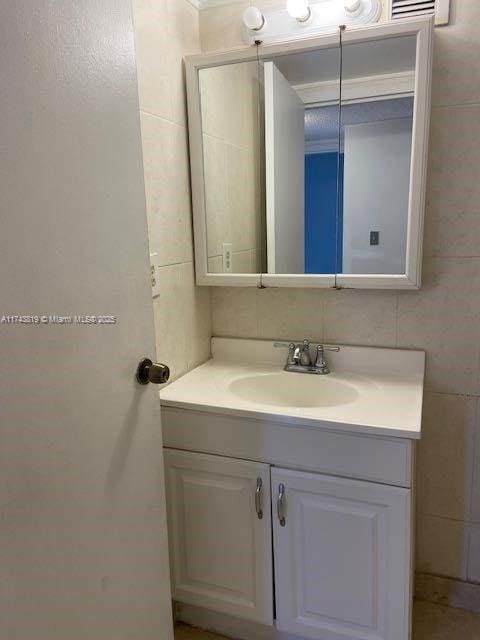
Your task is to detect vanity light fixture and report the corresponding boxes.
[241,0,382,45]
[242,6,266,32]
[286,0,311,23]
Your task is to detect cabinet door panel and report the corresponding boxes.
[272,468,411,640]
[164,449,273,624]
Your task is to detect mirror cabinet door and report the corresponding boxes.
[259,43,341,276]
[337,33,417,281]
[199,61,265,275]
[189,20,431,288]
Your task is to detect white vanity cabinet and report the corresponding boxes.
[164,442,413,640]
[160,338,423,640]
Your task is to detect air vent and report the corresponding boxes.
[388,0,450,25]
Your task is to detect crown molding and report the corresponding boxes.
[197,0,247,9]
[195,0,385,12]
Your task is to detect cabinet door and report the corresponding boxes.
[164,449,273,624]
[272,468,411,640]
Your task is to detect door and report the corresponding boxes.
[0,3,173,639]
[164,449,273,624]
[264,61,305,274]
[272,468,411,640]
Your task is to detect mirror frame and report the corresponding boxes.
[185,17,433,290]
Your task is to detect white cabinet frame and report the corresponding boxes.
[165,446,414,640]
[185,17,433,290]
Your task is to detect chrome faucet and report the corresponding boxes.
[275,340,340,375]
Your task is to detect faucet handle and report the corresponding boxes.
[273,342,297,366]
[315,344,340,372]
[287,342,297,365]
[315,344,340,357]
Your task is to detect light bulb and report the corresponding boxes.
[286,0,311,22]
[344,0,361,13]
[242,6,266,31]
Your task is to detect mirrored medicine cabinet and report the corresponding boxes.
[185,17,433,289]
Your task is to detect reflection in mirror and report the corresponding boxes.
[261,45,341,274]
[196,33,418,279]
[339,35,416,275]
[199,61,266,274]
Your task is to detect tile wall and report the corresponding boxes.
[133,0,212,381]
[201,0,480,584]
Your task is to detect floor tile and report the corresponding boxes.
[175,623,227,640]
[413,601,480,639]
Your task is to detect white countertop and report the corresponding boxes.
[160,338,425,440]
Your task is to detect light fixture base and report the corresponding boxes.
[297,6,312,23]
[242,6,266,32]
[242,0,382,45]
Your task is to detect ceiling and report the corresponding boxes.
[305,96,414,143]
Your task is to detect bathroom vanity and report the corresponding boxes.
[160,338,424,640]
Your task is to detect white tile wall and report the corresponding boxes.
[467,524,480,583]
[324,289,397,347]
[202,0,480,584]
[418,393,476,522]
[211,287,258,338]
[199,1,249,52]
[424,105,480,259]
[256,288,324,341]
[153,262,211,380]
[141,113,194,266]
[397,258,480,396]
[133,0,211,381]
[417,515,468,580]
[431,2,480,108]
[468,401,480,525]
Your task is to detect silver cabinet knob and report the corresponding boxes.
[255,477,263,520]
[277,483,286,526]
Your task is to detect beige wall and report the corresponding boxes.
[201,0,480,585]
[133,0,212,381]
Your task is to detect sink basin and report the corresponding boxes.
[228,373,359,408]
